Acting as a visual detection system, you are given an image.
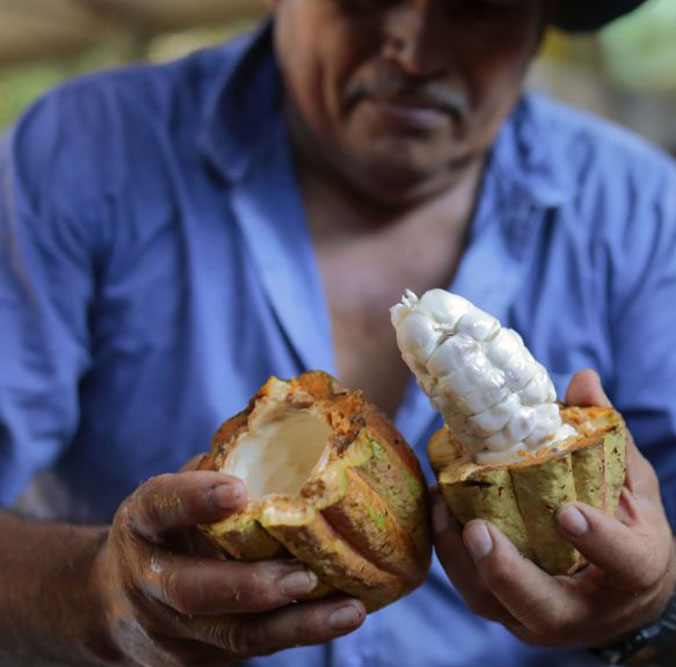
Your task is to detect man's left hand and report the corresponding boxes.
[433,369,676,648]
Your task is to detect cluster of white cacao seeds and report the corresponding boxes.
[391,289,577,465]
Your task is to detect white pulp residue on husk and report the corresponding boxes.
[391,289,577,465]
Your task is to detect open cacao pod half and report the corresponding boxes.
[429,405,626,575]
[198,371,431,612]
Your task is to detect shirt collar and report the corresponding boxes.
[198,19,280,183]
[491,92,573,209]
[199,18,572,209]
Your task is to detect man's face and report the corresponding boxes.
[272,0,545,202]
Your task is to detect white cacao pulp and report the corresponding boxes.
[391,289,577,465]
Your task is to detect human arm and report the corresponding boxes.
[433,370,676,655]
[0,512,111,666]
[0,470,366,666]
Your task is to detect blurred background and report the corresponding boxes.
[0,0,675,154]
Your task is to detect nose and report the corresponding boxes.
[382,0,450,79]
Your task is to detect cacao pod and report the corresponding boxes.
[199,371,431,611]
[429,405,626,575]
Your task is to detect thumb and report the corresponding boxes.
[565,369,612,408]
[127,472,248,542]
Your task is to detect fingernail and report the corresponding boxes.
[212,482,245,511]
[464,521,493,562]
[432,496,450,533]
[277,569,319,598]
[328,604,363,631]
[557,505,589,537]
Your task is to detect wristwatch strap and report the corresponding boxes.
[591,593,676,665]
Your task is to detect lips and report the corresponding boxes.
[364,96,449,131]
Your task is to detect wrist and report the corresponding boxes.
[82,529,129,665]
[0,513,124,666]
[592,547,676,666]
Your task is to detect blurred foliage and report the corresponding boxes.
[1,4,675,142]
[600,0,676,92]
[0,48,126,132]
[0,21,256,132]
[534,0,676,153]
[147,23,254,63]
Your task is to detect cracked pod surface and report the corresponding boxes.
[198,371,431,612]
[429,405,626,575]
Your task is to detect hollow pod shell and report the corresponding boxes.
[429,405,626,575]
[198,371,431,611]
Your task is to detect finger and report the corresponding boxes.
[565,369,611,408]
[139,553,320,615]
[174,456,228,555]
[432,492,512,623]
[463,520,581,632]
[126,472,247,541]
[556,501,672,592]
[562,372,659,508]
[622,432,662,500]
[194,597,366,657]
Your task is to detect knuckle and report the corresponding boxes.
[234,565,281,609]
[623,542,666,592]
[628,565,661,592]
[220,620,255,658]
[238,583,277,611]
[161,568,192,615]
[518,599,564,635]
[236,577,261,603]
[139,478,185,535]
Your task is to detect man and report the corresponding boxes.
[0,0,675,665]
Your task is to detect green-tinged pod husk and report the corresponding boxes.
[429,406,626,575]
[199,371,431,611]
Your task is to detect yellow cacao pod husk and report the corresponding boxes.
[429,405,626,575]
[199,371,432,611]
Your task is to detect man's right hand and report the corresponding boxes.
[93,471,366,666]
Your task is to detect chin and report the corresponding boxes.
[338,148,474,208]
[343,164,451,208]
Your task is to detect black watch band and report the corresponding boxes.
[591,593,676,665]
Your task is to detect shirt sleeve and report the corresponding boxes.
[606,161,676,530]
[0,91,102,507]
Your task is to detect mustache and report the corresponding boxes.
[343,71,471,121]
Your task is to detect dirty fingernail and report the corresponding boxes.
[464,521,493,562]
[557,505,589,537]
[277,569,319,598]
[328,604,364,631]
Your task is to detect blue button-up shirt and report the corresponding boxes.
[1,21,675,667]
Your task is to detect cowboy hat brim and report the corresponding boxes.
[553,0,649,32]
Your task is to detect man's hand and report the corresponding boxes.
[433,369,676,648]
[93,469,365,666]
